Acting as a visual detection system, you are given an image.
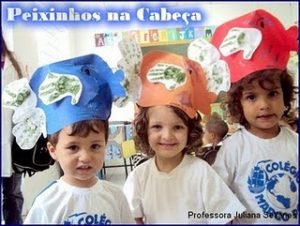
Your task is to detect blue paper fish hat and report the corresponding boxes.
[3,54,126,149]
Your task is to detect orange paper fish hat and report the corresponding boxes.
[211,9,298,83]
[137,51,217,118]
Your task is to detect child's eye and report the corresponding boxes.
[245,94,256,101]
[151,124,162,129]
[67,145,79,152]
[269,90,279,97]
[174,125,185,130]
[91,144,102,152]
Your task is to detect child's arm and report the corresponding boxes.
[123,171,145,223]
[23,199,48,224]
[118,189,136,223]
[212,142,235,186]
[201,162,246,224]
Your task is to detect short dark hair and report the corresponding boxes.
[227,69,296,128]
[48,119,109,146]
[205,118,229,141]
[134,105,203,157]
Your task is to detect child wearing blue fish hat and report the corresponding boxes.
[3,54,134,224]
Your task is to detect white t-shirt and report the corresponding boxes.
[24,178,134,224]
[213,126,298,224]
[123,154,245,224]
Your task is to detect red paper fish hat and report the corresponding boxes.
[211,9,298,83]
[137,51,217,118]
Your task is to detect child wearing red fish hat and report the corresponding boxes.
[207,9,298,224]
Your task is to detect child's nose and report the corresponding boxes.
[162,128,173,139]
[79,150,91,162]
[258,97,271,110]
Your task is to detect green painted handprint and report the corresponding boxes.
[39,73,82,105]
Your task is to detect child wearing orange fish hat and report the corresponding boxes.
[198,9,298,224]
[118,37,245,224]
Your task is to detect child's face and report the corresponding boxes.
[47,123,106,187]
[147,106,188,162]
[240,78,285,138]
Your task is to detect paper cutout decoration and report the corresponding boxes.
[138,51,217,118]
[116,36,143,107]
[3,78,46,149]
[3,54,126,149]
[29,54,126,135]
[38,73,82,105]
[211,9,298,82]
[188,38,230,93]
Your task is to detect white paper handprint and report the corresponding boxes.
[188,38,230,93]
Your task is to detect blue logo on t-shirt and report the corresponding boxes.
[64,212,112,225]
[247,160,299,221]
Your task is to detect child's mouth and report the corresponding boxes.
[77,166,92,170]
[257,114,275,120]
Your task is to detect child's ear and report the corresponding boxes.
[210,132,217,141]
[47,142,58,160]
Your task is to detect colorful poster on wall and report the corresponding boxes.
[105,122,133,160]
[94,25,216,47]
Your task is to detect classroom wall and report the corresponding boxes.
[3,2,297,217]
